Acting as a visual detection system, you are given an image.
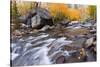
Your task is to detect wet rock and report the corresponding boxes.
[64,48,87,62]
[90,29,96,34]
[65,57,80,63]
[93,41,96,45]
[12,30,22,36]
[82,19,96,29]
[88,19,96,25]
[82,23,92,28]
[57,28,90,39]
[59,20,70,27]
[56,56,66,64]
[70,38,86,48]
[11,30,24,39]
[86,50,96,61]
[69,50,80,57]
[49,50,70,64]
[63,46,77,51]
[39,25,51,31]
[50,51,63,61]
[93,23,96,28]
[85,37,94,48]
[68,28,89,35]
[87,42,96,56]
[84,36,96,61]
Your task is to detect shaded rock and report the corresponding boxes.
[31,7,52,19]
[31,8,53,29]
[56,56,66,64]
[59,20,70,27]
[86,50,96,61]
[70,51,80,57]
[19,7,53,29]
[90,29,96,34]
[39,25,53,32]
[19,15,28,24]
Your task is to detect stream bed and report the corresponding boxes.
[11,20,96,66]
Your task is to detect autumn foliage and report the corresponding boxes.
[17,2,34,16]
[67,8,81,21]
[87,5,96,19]
[11,1,96,22]
[48,3,69,17]
[48,3,81,21]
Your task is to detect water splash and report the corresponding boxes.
[11,33,73,66]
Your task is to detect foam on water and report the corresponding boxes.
[44,38,56,43]
[11,33,74,65]
[11,43,16,48]
[63,51,70,56]
[11,53,19,61]
[37,47,51,64]
[25,43,32,47]
[30,34,49,42]
[50,37,73,50]
[28,36,35,40]
[38,34,49,38]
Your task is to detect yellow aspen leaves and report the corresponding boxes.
[48,3,68,17]
[67,8,81,21]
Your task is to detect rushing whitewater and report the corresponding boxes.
[11,33,74,66]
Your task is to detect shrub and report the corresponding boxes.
[87,5,96,19]
[48,3,69,23]
[67,8,81,21]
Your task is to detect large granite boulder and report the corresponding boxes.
[19,7,53,29]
